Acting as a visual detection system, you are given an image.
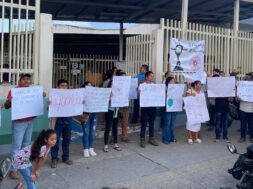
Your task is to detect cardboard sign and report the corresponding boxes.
[207,77,235,97]
[166,84,185,112]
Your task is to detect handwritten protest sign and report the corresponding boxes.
[129,78,138,99]
[111,76,131,107]
[11,86,44,120]
[166,84,185,112]
[207,77,235,97]
[170,38,205,72]
[237,81,253,102]
[183,93,209,125]
[49,89,83,117]
[182,70,207,84]
[140,84,165,107]
[83,87,111,113]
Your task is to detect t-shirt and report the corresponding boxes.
[215,98,229,113]
[7,86,36,122]
[12,145,50,170]
[136,73,145,81]
[240,101,253,113]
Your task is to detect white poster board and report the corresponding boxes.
[11,86,44,120]
[166,84,185,112]
[237,81,253,102]
[140,84,166,107]
[49,89,83,117]
[83,87,111,113]
[170,38,205,72]
[111,76,131,107]
[183,94,210,125]
[129,78,138,100]
[182,70,207,84]
[207,77,235,97]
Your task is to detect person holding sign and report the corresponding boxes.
[161,77,178,144]
[50,79,73,168]
[75,81,97,158]
[4,74,37,179]
[186,80,203,144]
[103,80,122,152]
[238,74,253,143]
[131,64,149,124]
[213,75,230,142]
[139,71,159,148]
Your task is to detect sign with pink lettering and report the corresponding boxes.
[48,89,84,117]
[11,86,44,120]
[183,94,209,125]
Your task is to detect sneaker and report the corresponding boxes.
[223,138,230,143]
[121,139,130,143]
[214,138,221,142]
[238,137,246,143]
[51,160,58,168]
[89,148,97,156]
[9,171,19,180]
[148,137,159,146]
[188,139,193,144]
[195,138,202,144]
[140,138,146,148]
[63,159,73,165]
[83,149,90,158]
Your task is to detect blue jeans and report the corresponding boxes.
[215,112,228,139]
[19,166,38,189]
[51,118,72,161]
[162,112,176,143]
[240,110,253,139]
[11,120,34,171]
[81,113,97,149]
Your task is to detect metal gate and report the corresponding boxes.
[53,54,118,88]
[0,0,40,85]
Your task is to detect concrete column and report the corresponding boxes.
[181,0,189,39]
[233,0,240,34]
[39,13,53,95]
[119,22,124,61]
[152,29,164,83]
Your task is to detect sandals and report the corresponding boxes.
[103,146,109,152]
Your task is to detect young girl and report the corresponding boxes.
[162,77,177,144]
[12,129,57,189]
[186,80,203,144]
[76,81,97,158]
[103,80,122,152]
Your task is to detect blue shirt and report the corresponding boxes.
[136,73,145,81]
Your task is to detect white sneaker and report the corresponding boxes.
[188,139,193,144]
[83,149,90,158]
[195,138,202,144]
[89,148,97,157]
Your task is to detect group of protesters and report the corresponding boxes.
[1,64,253,189]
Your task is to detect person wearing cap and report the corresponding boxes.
[4,74,35,179]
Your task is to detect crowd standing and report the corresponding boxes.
[2,66,253,189]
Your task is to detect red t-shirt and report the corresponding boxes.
[7,86,36,122]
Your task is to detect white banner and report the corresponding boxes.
[140,84,165,107]
[183,94,210,125]
[129,78,138,100]
[83,87,111,113]
[170,38,205,72]
[11,86,44,120]
[207,77,235,97]
[182,70,207,84]
[111,76,131,107]
[237,81,253,102]
[166,84,185,112]
[49,89,83,117]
